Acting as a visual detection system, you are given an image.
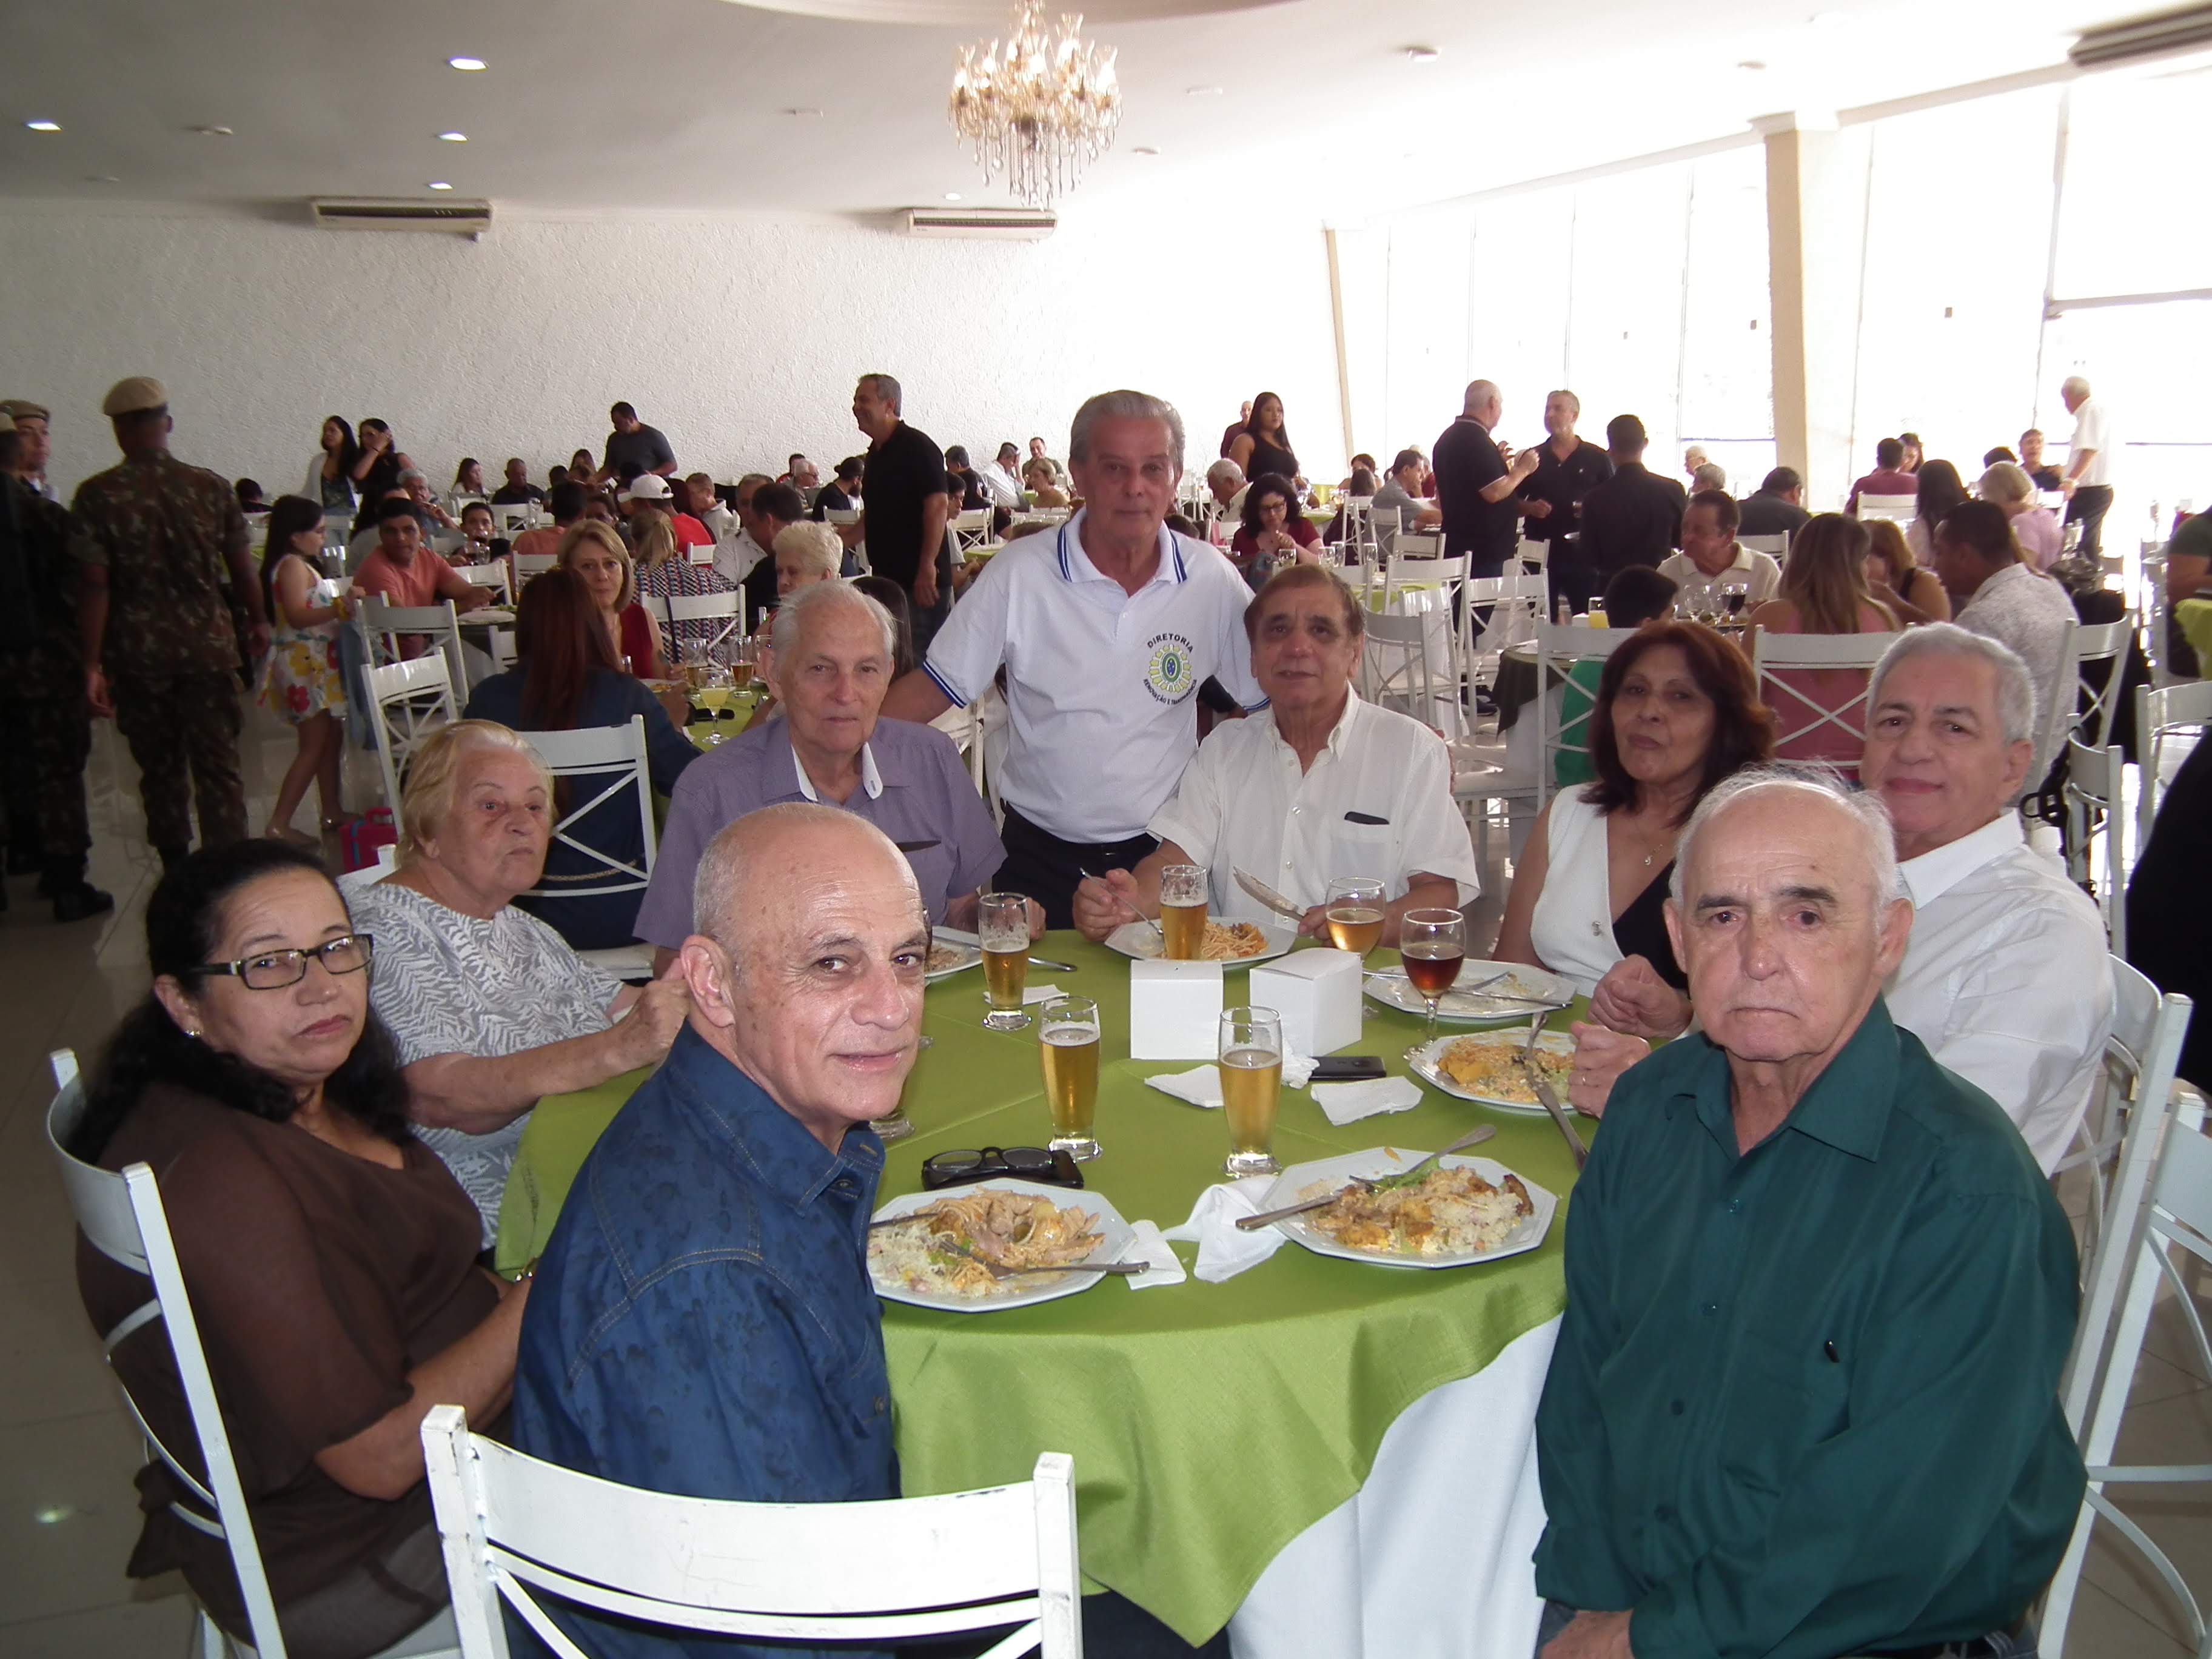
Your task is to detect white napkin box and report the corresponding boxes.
[1248,948,1362,1057]
[1129,959,1225,1061]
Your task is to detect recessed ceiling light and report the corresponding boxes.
[943,191,963,201]
[190,125,234,137]
[1737,58,1767,70]
[1131,145,1159,156]
[1403,44,1441,62]
[428,181,454,191]
[1185,85,1224,96]
[25,119,60,133]
[447,56,487,72]
[779,106,824,117]
[438,131,468,142]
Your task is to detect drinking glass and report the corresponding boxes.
[1324,876,1387,957]
[1219,1005,1284,1178]
[978,891,1031,1030]
[1159,863,1208,960]
[1398,908,1466,1038]
[731,635,759,694]
[1039,995,1101,1162]
[1721,578,1749,622]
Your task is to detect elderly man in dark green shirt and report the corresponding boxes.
[1532,768,2083,1659]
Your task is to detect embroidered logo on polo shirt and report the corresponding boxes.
[1144,632,1197,704]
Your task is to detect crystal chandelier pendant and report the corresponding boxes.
[949,2,1121,210]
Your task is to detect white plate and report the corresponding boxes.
[867,1179,1134,1313]
[1103,917,1298,965]
[925,927,984,984]
[1262,1148,1556,1270]
[1406,1030,1576,1114]
[1364,958,1574,1024]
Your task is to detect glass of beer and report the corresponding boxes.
[1398,908,1466,1038]
[1219,1006,1284,1178]
[979,891,1031,1031]
[1160,863,1208,960]
[1323,876,1387,960]
[1039,995,1101,1162]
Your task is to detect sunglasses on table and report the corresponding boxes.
[920,1145,1085,1191]
[198,933,375,990]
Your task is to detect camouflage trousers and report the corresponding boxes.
[111,672,247,859]
[0,685,92,874]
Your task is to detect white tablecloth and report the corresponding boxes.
[1230,1315,1558,1659]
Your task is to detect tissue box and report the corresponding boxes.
[1248,949,1362,1056]
[1130,959,1225,1061]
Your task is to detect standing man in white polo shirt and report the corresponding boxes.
[880,389,1265,928]
[2057,374,2114,560]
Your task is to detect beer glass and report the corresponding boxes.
[1398,908,1466,1038]
[1039,995,1101,1162]
[979,891,1031,1031]
[1219,1005,1284,1178]
[1323,876,1387,959]
[1159,863,1208,960]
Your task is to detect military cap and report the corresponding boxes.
[0,399,49,424]
[101,377,169,417]
[0,412,14,434]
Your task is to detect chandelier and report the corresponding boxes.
[948,4,1121,210]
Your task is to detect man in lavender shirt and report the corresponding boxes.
[634,581,1037,970]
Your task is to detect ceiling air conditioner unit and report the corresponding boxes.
[309,197,494,236]
[900,206,1056,240]
[2069,3,2212,68]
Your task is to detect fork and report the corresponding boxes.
[924,1233,1144,1278]
[1079,866,1164,944]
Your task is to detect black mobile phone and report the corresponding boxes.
[1310,1055,1387,1081]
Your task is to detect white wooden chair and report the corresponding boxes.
[2070,614,2134,752]
[1857,493,1916,523]
[1513,535,1551,578]
[1376,533,1458,614]
[451,563,514,606]
[490,503,537,537]
[355,595,468,697]
[1359,610,1442,728]
[512,550,560,586]
[1531,624,1642,812]
[421,1404,1080,1658]
[2136,679,2212,857]
[1458,571,1548,695]
[948,509,995,560]
[651,589,744,664]
[1749,631,1894,779]
[518,717,660,982]
[45,1050,461,1659]
[1737,532,1789,558]
[337,840,398,902]
[367,654,460,816]
[2065,738,2128,957]
[2043,1004,2208,1658]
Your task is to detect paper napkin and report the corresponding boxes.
[1310,1075,1425,1127]
[1119,1220,1188,1289]
[1142,1053,1318,1108]
[1162,1178,1289,1282]
[1021,983,1067,1005]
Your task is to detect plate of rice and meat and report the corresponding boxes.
[924,927,984,982]
[1406,1031,1575,1113]
[1104,917,1295,964]
[1261,1148,1557,1269]
[866,1181,1135,1312]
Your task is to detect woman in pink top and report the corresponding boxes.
[1746,514,1899,769]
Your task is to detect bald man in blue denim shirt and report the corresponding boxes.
[512,803,930,1658]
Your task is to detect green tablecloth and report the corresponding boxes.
[2177,597,2212,672]
[495,934,1588,1644]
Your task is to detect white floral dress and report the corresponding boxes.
[258,552,346,724]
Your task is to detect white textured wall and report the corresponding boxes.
[0,206,1342,501]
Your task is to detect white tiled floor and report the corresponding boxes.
[0,708,2204,1654]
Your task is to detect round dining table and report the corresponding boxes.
[495,933,1592,1656]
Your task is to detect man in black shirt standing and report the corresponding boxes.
[600,401,677,484]
[1514,389,1612,611]
[853,374,952,655]
[1433,379,1538,581]
[1577,414,1686,593]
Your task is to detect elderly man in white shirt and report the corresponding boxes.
[1657,490,1781,604]
[1069,565,1478,943]
[880,389,1267,927]
[1931,500,2076,780]
[1566,625,2110,1174]
[2059,373,2114,558]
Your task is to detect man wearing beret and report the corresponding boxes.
[70,377,269,870]
[1,398,56,503]
[0,412,110,920]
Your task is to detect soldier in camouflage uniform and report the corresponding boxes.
[72,378,270,871]
[0,413,111,920]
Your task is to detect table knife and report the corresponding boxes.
[1233,867,1305,921]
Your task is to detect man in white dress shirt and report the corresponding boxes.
[2058,374,2114,559]
[880,389,1266,927]
[979,443,1026,509]
[1656,491,1781,605]
[1564,625,2110,1175]
[1068,565,1477,943]
[1932,500,2076,780]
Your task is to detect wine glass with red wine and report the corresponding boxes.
[1398,908,1466,1039]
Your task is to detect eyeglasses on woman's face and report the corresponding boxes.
[199,933,374,990]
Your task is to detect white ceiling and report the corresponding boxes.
[0,0,2099,222]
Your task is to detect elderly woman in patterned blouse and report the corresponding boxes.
[346,721,688,1238]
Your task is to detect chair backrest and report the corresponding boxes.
[1532,623,1642,810]
[1749,629,1894,776]
[1737,532,1789,558]
[1379,535,1458,614]
[421,1405,1080,1659]
[2063,737,2127,957]
[517,717,658,901]
[948,509,994,558]
[355,594,467,695]
[1358,609,1437,723]
[451,563,514,606]
[2135,678,2212,856]
[822,508,860,528]
[2069,614,2133,751]
[45,1049,293,1658]
[512,551,561,585]
[366,653,460,816]
[652,589,743,660]
[1857,493,1916,522]
[491,503,537,537]
[1460,570,1549,674]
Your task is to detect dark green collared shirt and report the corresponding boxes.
[1533,997,2084,1659]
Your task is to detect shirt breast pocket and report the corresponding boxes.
[1328,819,1401,890]
[1713,1338,1851,1515]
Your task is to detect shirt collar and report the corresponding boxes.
[1058,511,1185,588]
[1267,686,1362,758]
[1898,811,2022,908]
[783,723,883,802]
[1671,996,1904,1164]
[655,1025,884,1211]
